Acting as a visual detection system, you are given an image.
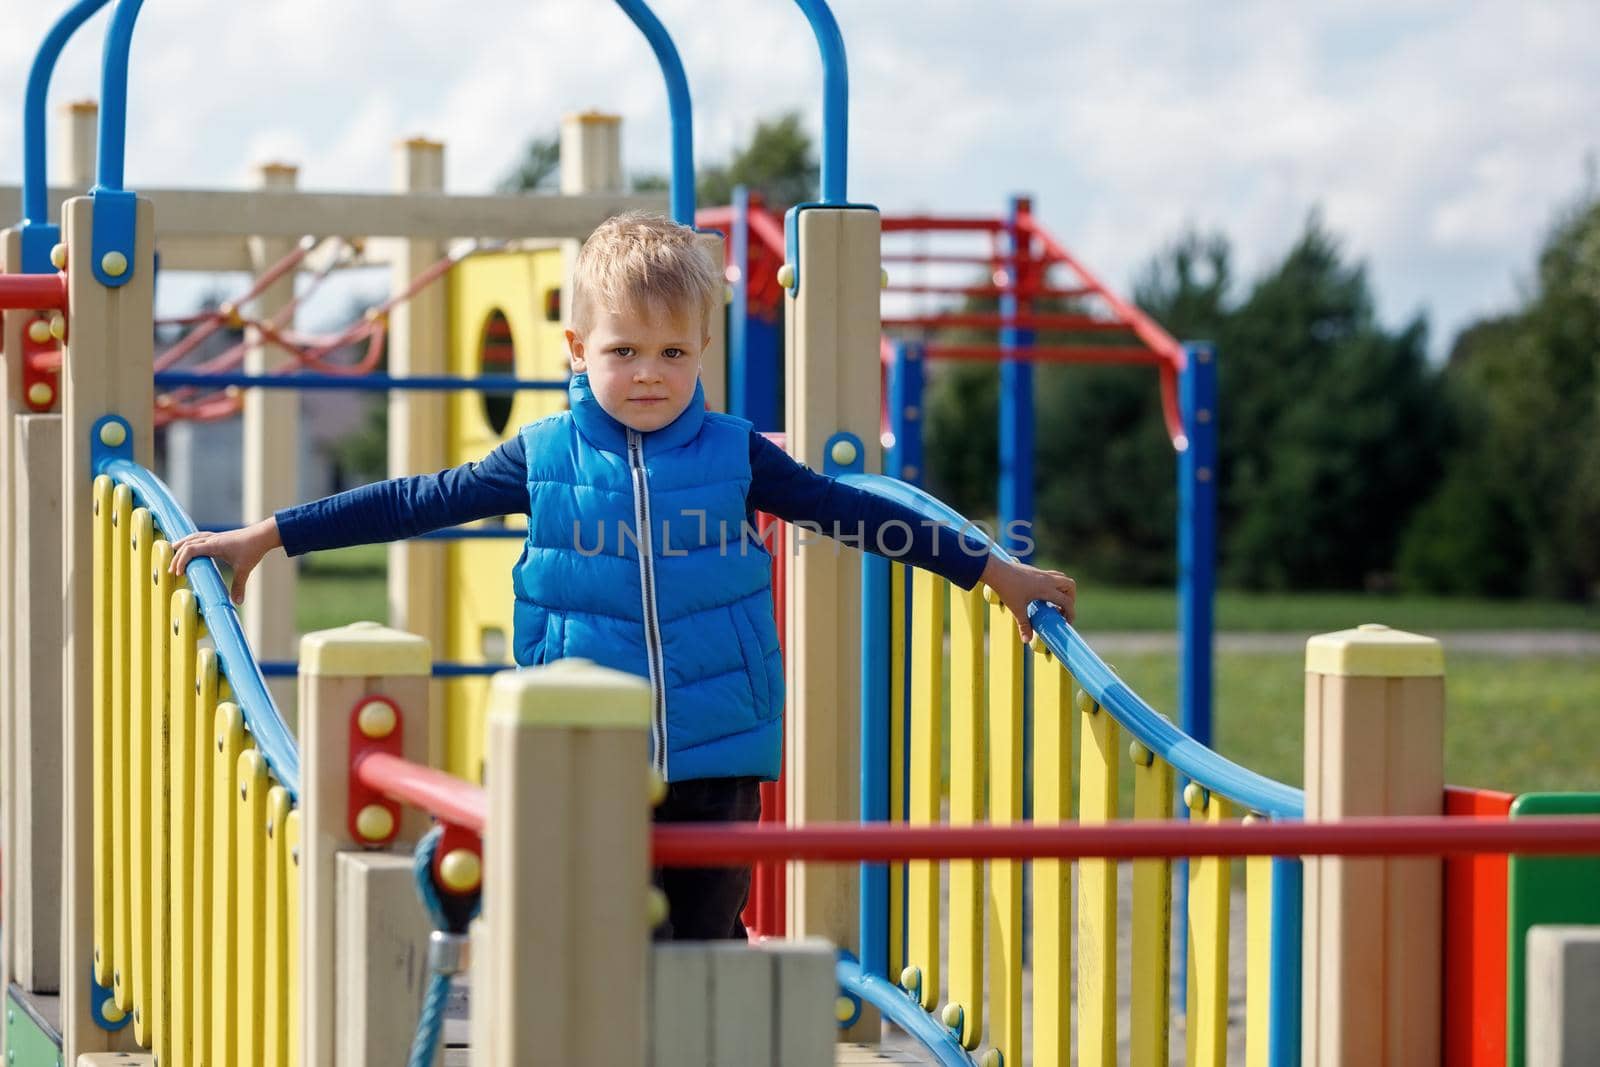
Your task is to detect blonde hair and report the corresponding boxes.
[570,211,721,333]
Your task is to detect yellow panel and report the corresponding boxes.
[286,809,303,1067]
[264,787,293,1067]
[192,648,218,1063]
[1077,684,1119,1067]
[1030,648,1071,1067]
[112,483,133,1012]
[93,476,113,987]
[167,591,198,1067]
[906,568,945,1011]
[149,537,175,1060]
[1130,749,1175,1067]
[212,702,244,1067]
[985,597,1024,1066]
[888,563,907,976]
[1246,851,1273,1067]
[1185,792,1233,1067]
[130,508,152,1040]
[947,583,985,1049]
[236,750,268,1067]
[444,248,569,779]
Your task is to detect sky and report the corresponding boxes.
[4,0,1599,355]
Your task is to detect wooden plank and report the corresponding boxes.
[1185,792,1231,1067]
[947,582,984,1049]
[709,942,775,1067]
[335,852,432,1067]
[238,749,269,1067]
[191,648,218,1063]
[698,230,728,413]
[1030,647,1071,1067]
[1246,852,1272,1067]
[167,591,198,1067]
[905,568,944,1011]
[771,939,836,1067]
[887,565,907,978]
[0,184,665,241]
[10,414,63,990]
[650,943,711,1067]
[111,484,133,1016]
[264,786,293,1067]
[1076,685,1119,1067]
[130,508,153,1043]
[212,703,246,1067]
[1129,747,1174,1067]
[985,595,1024,1066]
[0,227,22,1043]
[149,536,175,1060]
[61,191,156,1061]
[285,809,303,1067]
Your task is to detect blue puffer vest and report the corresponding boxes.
[512,374,784,781]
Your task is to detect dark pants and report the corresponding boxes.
[651,775,762,941]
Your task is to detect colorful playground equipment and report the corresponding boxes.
[3,1,1600,1065]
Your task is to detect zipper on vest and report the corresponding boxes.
[627,428,669,778]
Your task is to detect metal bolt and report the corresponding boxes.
[98,421,127,448]
[355,699,397,740]
[49,243,66,269]
[100,250,128,277]
[829,438,858,467]
[27,382,53,407]
[1197,467,1212,483]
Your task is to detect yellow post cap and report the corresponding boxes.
[299,620,431,677]
[1304,623,1443,678]
[487,659,650,729]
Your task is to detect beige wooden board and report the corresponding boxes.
[60,192,156,1062]
[0,185,664,242]
[709,941,775,1067]
[11,414,63,990]
[335,852,432,1067]
[697,230,727,413]
[0,227,21,1041]
[771,940,836,1067]
[649,943,711,1067]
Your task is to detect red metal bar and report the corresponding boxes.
[884,283,1094,299]
[0,274,67,311]
[881,215,1006,233]
[354,751,487,834]
[881,253,1014,266]
[652,815,1600,867]
[882,312,1134,333]
[924,344,1164,366]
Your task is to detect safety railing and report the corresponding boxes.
[844,473,1303,1067]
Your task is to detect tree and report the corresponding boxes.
[498,135,560,193]
[696,112,818,210]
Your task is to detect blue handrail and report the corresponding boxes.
[612,0,695,225]
[792,0,849,204]
[839,472,1305,818]
[835,956,975,1067]
[22,0,115,227]
[95,0,145,193]
[100,457,302,802]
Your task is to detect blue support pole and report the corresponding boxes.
[1268,856,1304,1066]
[791,0,849,204]
[998,196,1035,560]
[887,340,924,485]
[859,552,891,978]
[1174,339,1218,1007]
[612,0,695,225]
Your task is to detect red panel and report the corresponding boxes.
[1444,785,1515,1067]
[743,513,788,939]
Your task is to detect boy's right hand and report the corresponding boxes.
[169,517,282,605]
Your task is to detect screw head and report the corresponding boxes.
[48,312,66,340]
[941,1002,964,1031]
[355,804,395,842]
[646,886,669,928]
[100,999,125,1024]
[27,318,51,344]
[100,250,128,277]
[27,382,53,408]
[836,995,857,1023]
[1183,781,1208,812]
[439,848,483,893]
[98,421,127,448]
[899,964,921,994]
[776,263,796,290]
[49,243,67,269]
[829,438,858,467]
[355,699,397,740]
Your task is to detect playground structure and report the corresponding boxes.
[2,2,1600,1067]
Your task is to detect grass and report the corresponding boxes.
[296,544,388,634]
[1073,584,1600,633]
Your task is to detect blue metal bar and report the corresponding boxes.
[612,0,695,224]
[835,471,1303,818]
[260,661,506,679]
[95,0,145,192]
[887,341,925,485]
[860,551,891,978]
[836,956,976,1066]
[101,456,300,800]
[154,371,567,393]
[792,0,849,203]
[729,185,751,421]
[1268,855,1304,1066]
[22,0,114,224]
[194,522,525,542]
[998,196,1035,560]
[1178,342,1217,748]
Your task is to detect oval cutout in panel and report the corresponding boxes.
[479,308,516,436]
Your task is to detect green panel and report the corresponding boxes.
[5,989,63,1067]
[1506,792,1600,1067]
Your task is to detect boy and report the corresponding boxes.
[170,212,1076,940]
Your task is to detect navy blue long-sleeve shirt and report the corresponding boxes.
[276,431,991,590]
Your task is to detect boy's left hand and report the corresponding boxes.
[980,555,1077,643]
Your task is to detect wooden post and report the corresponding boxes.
[0,226,20,1039]
[481,661,650,1067]
[1302,623,1444,1066]
[11,413,63,991]
[244,161,301,718]
[559,111,622,339]
[298,620,432,1067]
[387,138,449,717]
[62,100,98,189]
[60,191,157,1061]
[336,851,433,1066]
[697,231,728,413]
[781,206,881,1041]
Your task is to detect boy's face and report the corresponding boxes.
[566,303,708,433]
